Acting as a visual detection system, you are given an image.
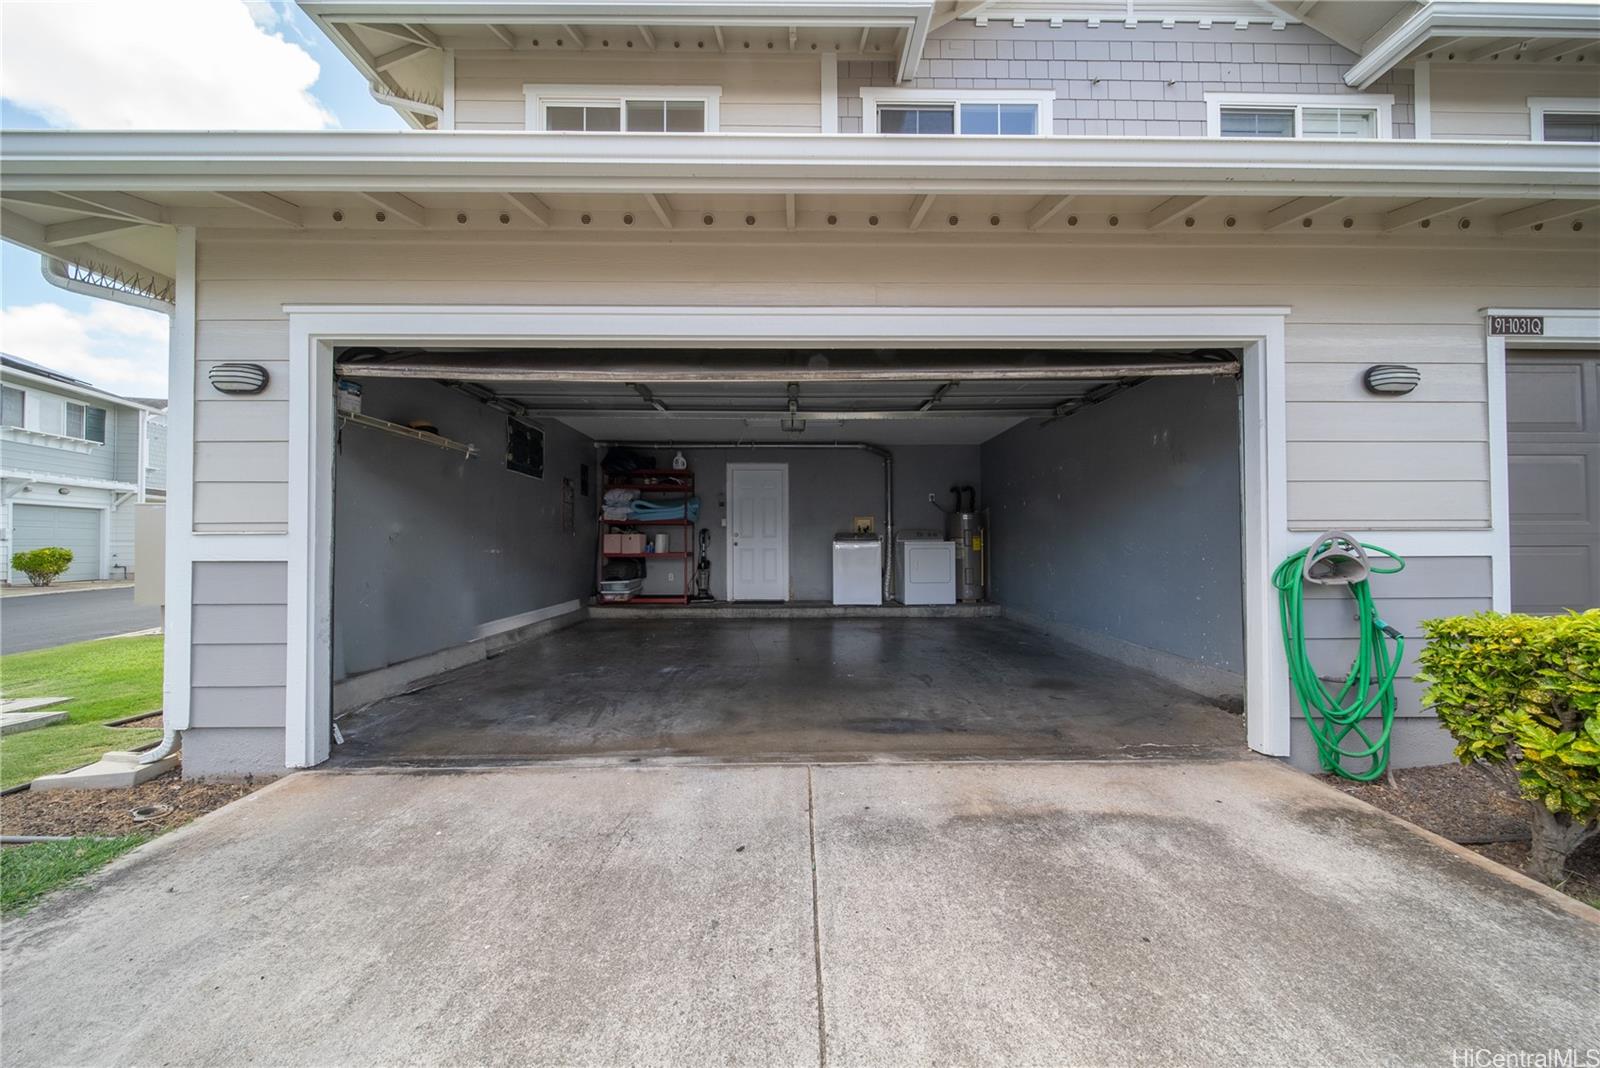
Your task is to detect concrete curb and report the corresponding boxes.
[0,582,135,600]
[1259,757,1600,926]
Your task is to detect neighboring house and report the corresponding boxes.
[0,0,1596,776]
[0,354,167,584]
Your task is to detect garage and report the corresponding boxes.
[9,503,101,584]
[320,331,1255,766]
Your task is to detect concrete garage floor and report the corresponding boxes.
[335,617,1243,765]
[3,760,1595,1065]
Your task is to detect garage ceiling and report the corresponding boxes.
[336,344,1239,444]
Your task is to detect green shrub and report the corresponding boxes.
[1418,610,1600,883]
[10,546,73,586]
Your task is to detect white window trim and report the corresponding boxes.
[859,87,1056,136]
[523,85,722,132]
[1528,97,1600,142]
[1205,93,1395,139]
[62,400,108,444]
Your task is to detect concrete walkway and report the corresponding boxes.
[2,759,1595,1066]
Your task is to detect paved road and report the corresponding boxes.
[0,587,161,653]
[2,758,1595,1066]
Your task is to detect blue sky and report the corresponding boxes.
[0,0,405,397]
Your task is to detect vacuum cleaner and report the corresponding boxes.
[690,527,714,602]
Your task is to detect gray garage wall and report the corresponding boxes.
[333,379,596,679]
[981,376,1245,693]
[628,444,981,601]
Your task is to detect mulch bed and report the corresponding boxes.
[1328,763,1600,907]
[0,768,270,839]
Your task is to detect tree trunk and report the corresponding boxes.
[1526,805,1600,884]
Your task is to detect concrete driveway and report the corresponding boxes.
[3,759,1596,1066]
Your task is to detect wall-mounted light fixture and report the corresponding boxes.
[1363,364,1421,396]
[208,362,270,395]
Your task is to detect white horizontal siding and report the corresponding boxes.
[1430,64,1599,141]
[191,235,1599,539]
[453,52,822,133]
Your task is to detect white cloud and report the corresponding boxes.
[1,0,334,129]
[0,302,169,400]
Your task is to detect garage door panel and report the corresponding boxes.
[10,504,102,582]
[1508,352,1599,613]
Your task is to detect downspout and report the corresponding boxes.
[598,441,896,603]
[41,257,184,764]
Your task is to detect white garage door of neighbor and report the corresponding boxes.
[10,504,102,583]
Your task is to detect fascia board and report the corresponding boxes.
[1348,2,1600,88]
[2,132,1597,199]
[300,1,934,24]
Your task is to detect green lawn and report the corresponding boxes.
[0,635,164,789]
[0,836,147,915]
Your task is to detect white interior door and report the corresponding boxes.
[727,464,788,601]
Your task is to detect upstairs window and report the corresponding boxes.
[861,89,1054,136]
[64,401,107,444]
[1530,99,1600,142]
[1207,94,1392,139]
[1,386,23,429]
[526,86,720,132]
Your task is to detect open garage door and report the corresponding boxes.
[324,341,1249,767]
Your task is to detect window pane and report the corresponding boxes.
[879,105,954,134]
[1219,107,1294,137]
[86,406,107,444]
[1544,112,1600,142]
[626,100,666,132]
[960,103,999,135]
[583,105,621,132]
[1,386,22,428]
[664,100,705,132]
[546,106,585,131]
[1302,107,1376,138]
[65,402,85,438]
[999,103,1038,135]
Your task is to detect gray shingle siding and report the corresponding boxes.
[841,22,1414,138]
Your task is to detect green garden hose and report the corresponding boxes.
[1272,537,1406,781]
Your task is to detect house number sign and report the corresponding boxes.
[1489,316,1544,336]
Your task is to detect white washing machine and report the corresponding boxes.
[899,538,957,605]
[832,535,883,605]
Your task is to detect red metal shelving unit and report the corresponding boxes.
[598,468,694,605]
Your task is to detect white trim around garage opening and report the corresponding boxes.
[280,304,1293,770]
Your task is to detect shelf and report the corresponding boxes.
[338,412,477,457]
[599,517,693,526]
[606,483,693,492]
[604,551,688,559]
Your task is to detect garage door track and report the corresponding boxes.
[3,758,1596,1065]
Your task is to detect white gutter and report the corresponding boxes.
[41,256,174,316]
[368,86,444,120]
[1346,1,1600,88]
[2,131,1596,200]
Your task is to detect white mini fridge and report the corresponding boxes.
[899,538,957,605]
[831,535,883,605]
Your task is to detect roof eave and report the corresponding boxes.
[1346,1,1600,88]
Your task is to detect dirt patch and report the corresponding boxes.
[1328,763,1600,907]
[1,768,270,838]
[109,713,163,730]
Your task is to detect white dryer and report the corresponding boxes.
[899,538,957,605]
